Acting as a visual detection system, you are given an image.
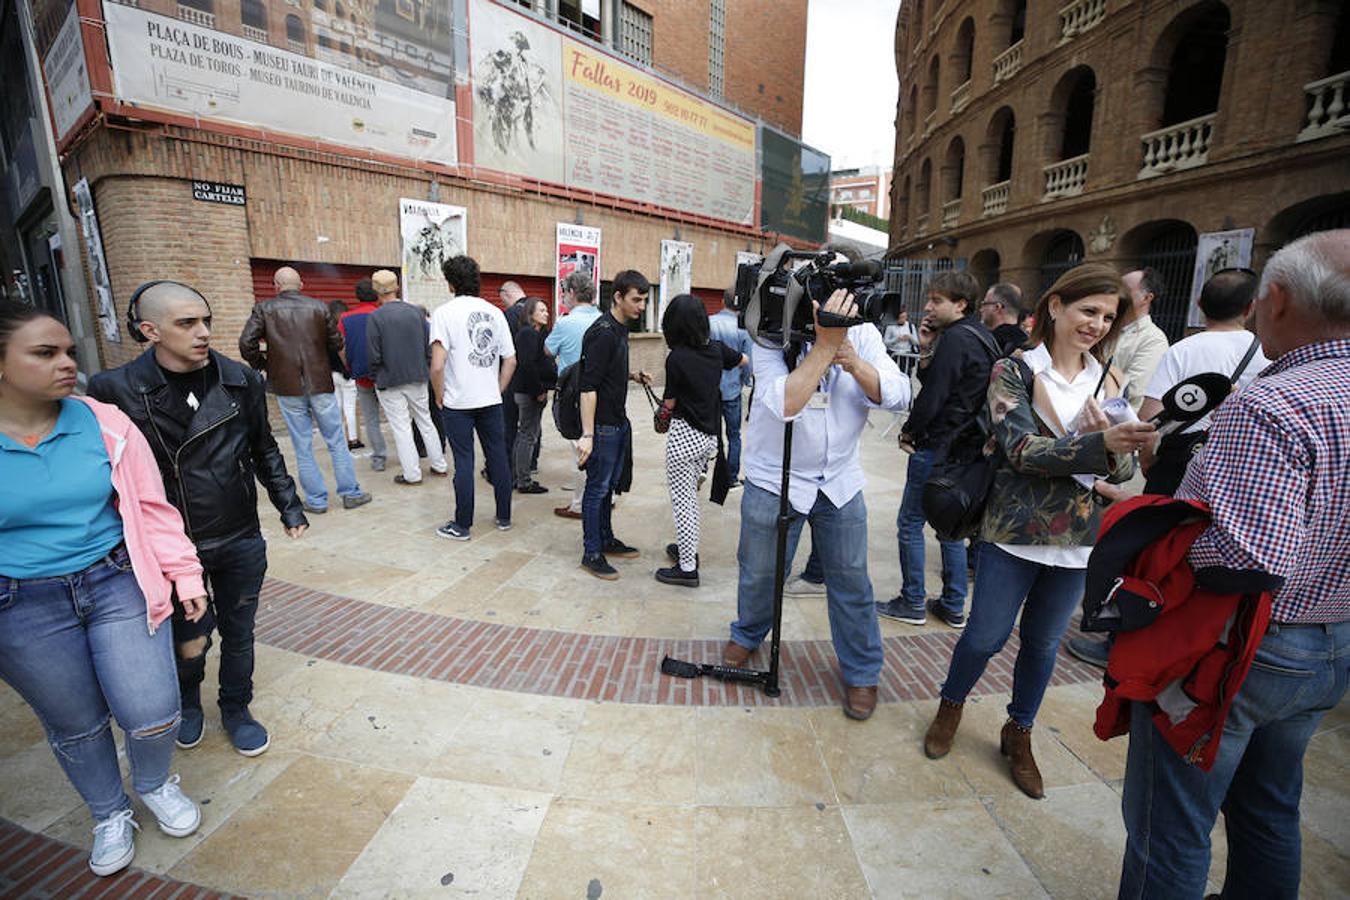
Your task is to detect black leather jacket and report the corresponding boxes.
[89,349,307,549]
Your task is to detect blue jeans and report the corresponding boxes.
[442,405,512,528]
[897,447,967,615]
[0,545,180,820]
[276,392,362,508]
[939,543,1085,727]
[801,538,824,584]
[582,421,630,557]
[175,532,268,713]
[732,482,884,687]
[721,396,743,478]
[1119,620,1350,900]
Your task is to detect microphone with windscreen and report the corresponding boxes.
[1148,372,1232,436]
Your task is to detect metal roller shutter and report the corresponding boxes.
[249,259,395,305]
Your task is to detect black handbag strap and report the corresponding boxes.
[1230,334,1262,382]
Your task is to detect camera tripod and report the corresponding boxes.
[660,419,796,697]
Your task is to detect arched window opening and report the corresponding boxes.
[1061,70,1096,159]
[1162,3,1230,126]
[1039,231,1084,294]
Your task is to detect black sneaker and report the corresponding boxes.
[602,538,640,559]
[927,598,966,629]
[655,565,699,588]
[664,543,700,567]
[1066,635,1110,669]
[581,554,619,580]
[876,597,927,626]
[517,482,549,494]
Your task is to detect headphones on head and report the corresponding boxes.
[126,280,211,343]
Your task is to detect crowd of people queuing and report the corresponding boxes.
[0,227,1345,897]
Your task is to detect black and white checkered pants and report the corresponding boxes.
[665,417,718,572]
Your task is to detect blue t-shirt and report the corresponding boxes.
[708,309,753,401]
[0,399,124,578]
[544,304,602,373]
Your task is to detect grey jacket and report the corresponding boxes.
[367,300,432,390]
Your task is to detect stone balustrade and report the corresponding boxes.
[1043,153,1089,199]
[1299,70,1350,142]
[176,4,215,27]
[1139,113,1216,178]
[241,24,268,42]
[941,199,961,229]
[993,40,1024,84]
[982,180,1010,217]
[950,80,972,115]
[1059,0,1106,42]
[916,213,930,237]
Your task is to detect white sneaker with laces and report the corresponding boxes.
[90,808,138,876]
[138,774,201,837]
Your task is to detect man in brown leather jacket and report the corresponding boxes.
[239,266,371,513]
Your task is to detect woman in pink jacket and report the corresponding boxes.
[0,302,207,877]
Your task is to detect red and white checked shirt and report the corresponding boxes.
[1177,339,1350,623]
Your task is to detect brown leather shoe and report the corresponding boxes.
[843,685,878,721]
[1000,719,1045,799]
[553,506,582,520]
[923,698,964,759]
[722,641,752,668]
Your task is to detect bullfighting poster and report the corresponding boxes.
[400,198,467,310]
[554,223,601,318]
[1188,228,1254,327]
[658,239,693,331]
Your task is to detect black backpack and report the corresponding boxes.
[552,315,613,440]
[921,326,1031,542]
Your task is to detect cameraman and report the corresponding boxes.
[724,275,910,722]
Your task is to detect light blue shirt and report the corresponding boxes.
[0,398,124,578]
[743,324,910,515]
[544,303,602,373]
[708,308,753,400]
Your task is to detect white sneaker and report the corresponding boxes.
[784,575,827,597]
[90,809,138,876]
[138,774,201,837]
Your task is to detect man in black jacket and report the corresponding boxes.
[91,281,308,757]
[877,270,996,629]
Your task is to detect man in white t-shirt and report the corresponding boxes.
[1140,268,1267,495]
[429,255,517,541]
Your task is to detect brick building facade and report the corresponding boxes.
[47,0,810,375]
[830,166,893,219]
[888,0,1350,340]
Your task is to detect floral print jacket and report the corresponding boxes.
[979,356,1133,547]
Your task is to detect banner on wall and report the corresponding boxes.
[658,239,693,330]
[72,178,119,343]
[101,0,456,165]
[1188,228,1255,327]
[555,223,601,317]
[38,0,94,142]
[759,126,830,243]
[469,0,756,226]
[400,199,467,310]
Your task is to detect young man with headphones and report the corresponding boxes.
[89,281,308,756]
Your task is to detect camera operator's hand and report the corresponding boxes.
[811,289,855,350]
[831,337,860,373]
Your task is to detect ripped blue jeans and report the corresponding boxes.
[0,544,181,820]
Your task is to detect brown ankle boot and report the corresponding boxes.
[923,699,964,759]
[1000,719,1045,799]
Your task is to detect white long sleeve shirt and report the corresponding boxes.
[743,324,909,514]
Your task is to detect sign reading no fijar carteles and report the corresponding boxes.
[192,181,246,205]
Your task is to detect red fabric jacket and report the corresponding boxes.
[1083,495,1283,771]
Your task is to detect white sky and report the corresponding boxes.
[801,0,902,171]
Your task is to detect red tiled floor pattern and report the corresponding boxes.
[255,578,1103,705]
[0,819,236,900]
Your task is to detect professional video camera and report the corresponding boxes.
[732,244,901,350]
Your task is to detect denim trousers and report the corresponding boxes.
[721,396,743,478]
[939,543,1085,727]
[174,532,268,713]
[1118,620,1350,900]
[581,421,630,556]
[897,446,968,614]
[0,546,180,819]
[732,482,884,687]
[441,404,513,528]
[512,392,545,488]
[275,392,362,509]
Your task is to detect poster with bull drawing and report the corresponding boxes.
[400,198,467,310]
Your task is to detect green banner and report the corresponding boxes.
[759,127,830,243]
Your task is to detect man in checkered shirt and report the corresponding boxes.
[1118,229,1350,899]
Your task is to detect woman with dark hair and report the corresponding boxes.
[327,298,361,449]
[656,294,747,587]
[0,302,207,876]
[511,296,556,493]
[921,264,1156,798]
